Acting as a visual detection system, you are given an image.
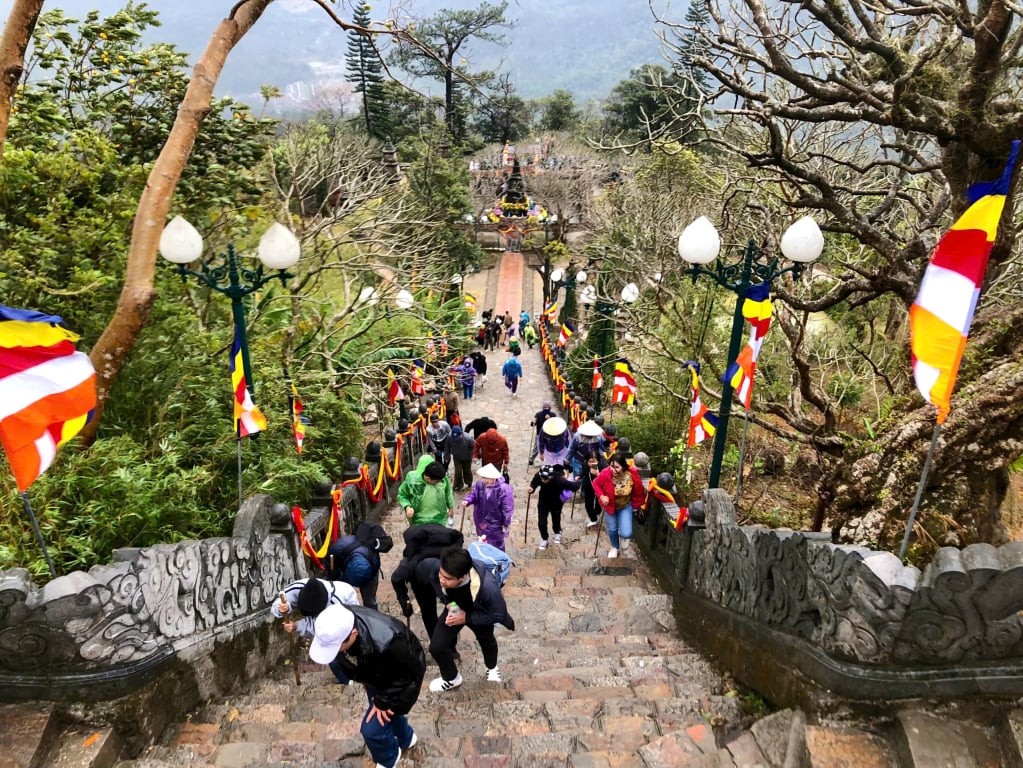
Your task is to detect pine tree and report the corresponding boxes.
[345,4,390,139]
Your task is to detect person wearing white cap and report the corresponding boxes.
[310,604,426,768]
[461,463,515,551]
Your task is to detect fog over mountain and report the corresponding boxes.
[2,0,681,107]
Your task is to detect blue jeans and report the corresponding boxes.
[463,382,475,399]
[361,690,415,767]
[329,657,350,684]
[604,503,634,548]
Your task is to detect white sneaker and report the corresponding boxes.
[621,538,632,551]
[429,673,463,692]
[607,548,619,558]
[553,533,562,544]
[406,731,418,749]
[375,746,400,768]
[586,520,599,529]
[538,539,548,550]
[487,666,502,682]
[447,517,454,527]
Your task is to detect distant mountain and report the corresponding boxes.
[6,0,676,107]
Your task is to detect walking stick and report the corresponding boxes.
[459,501,467,533]
[592,512,605,559]
[523,490,533,544]
[570,485,577,521]
[278,591,302,686]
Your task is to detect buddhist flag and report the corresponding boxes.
[410,359,426,396]
[0,305,96,491]
[592,355,603,391]
[686,362,718,447]
[286,372,305,455]
[464,292,477,312]
[911,141,1020,424]
[231,323,267,438]
[723,282,772,410]
[543,299,558,322]
[612,358,637,404]
[557,321,575,347]
[387,368,404,407]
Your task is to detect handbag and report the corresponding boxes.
[501,463,511,484]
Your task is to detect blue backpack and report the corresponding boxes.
[468,540,514,588]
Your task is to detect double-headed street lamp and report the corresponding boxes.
[549,265,588,326]
[582,282,639,414]
[159,215,300,398]
[677,215,823,489]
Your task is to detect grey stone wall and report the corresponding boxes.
[638,486,1023,707]
[0,423,428,711]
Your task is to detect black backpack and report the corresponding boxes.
[353,519,393,554]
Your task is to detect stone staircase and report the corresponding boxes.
[8,528,1022,767]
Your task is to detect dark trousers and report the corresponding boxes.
[537,504,564,541]
[452,458,473,491]
[359,571,380,610]
[412,580,440,639]
[430,608,498,680]
[582,481,599,522]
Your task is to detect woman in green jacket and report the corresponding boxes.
[398,455,456,527]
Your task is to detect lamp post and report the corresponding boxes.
[677,215,823,489]
[159,215,300,398]
[588,282,639,414]
[548,265,588,327]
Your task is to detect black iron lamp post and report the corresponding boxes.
[548,265,588,327]
[159,215,300,398]
[677,215,823,489]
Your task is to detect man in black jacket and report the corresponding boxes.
[427,546,515,693]
[311,605,426,768]
[390,523,464,639]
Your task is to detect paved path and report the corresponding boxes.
[119,254,736,768]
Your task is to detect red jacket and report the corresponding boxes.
[474,429,510,468]
[591,464,646,514]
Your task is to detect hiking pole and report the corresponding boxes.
[523,490,532,544]
[570,487,577,520]
[278,591,302,686]
[592,513,605,559]
[459,502,467,533]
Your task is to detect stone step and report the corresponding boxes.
[0,705,63,768]
[48,727,123,768]
[896,709,1002,768]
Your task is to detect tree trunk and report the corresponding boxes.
[0,0,45,165]
[828,302,1023,556]
[82,0,275,444]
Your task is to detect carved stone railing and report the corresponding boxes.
[0,414,432,752]
[638,484,1023,711]
[531,320,1023,710]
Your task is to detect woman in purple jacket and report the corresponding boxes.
[460,463,515,550]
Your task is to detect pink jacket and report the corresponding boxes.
[591,464,646,514]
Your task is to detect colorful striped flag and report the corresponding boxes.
[722,282,773,410]
[464,292,477,312]
[543,299,558,322]
[686,362,718,447]
[557,321,575,347]
[287,374,305,455]
[0,305,97,491]
[592,355,603,391]
[911,141,1020,424]
[410,359,426,396]
[387,368,404,407]
[230,323,267,438]
[612,358,637,404]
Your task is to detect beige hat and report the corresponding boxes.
[542,416,568,436]
[477,463,502,479]
[577,420,604,437]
